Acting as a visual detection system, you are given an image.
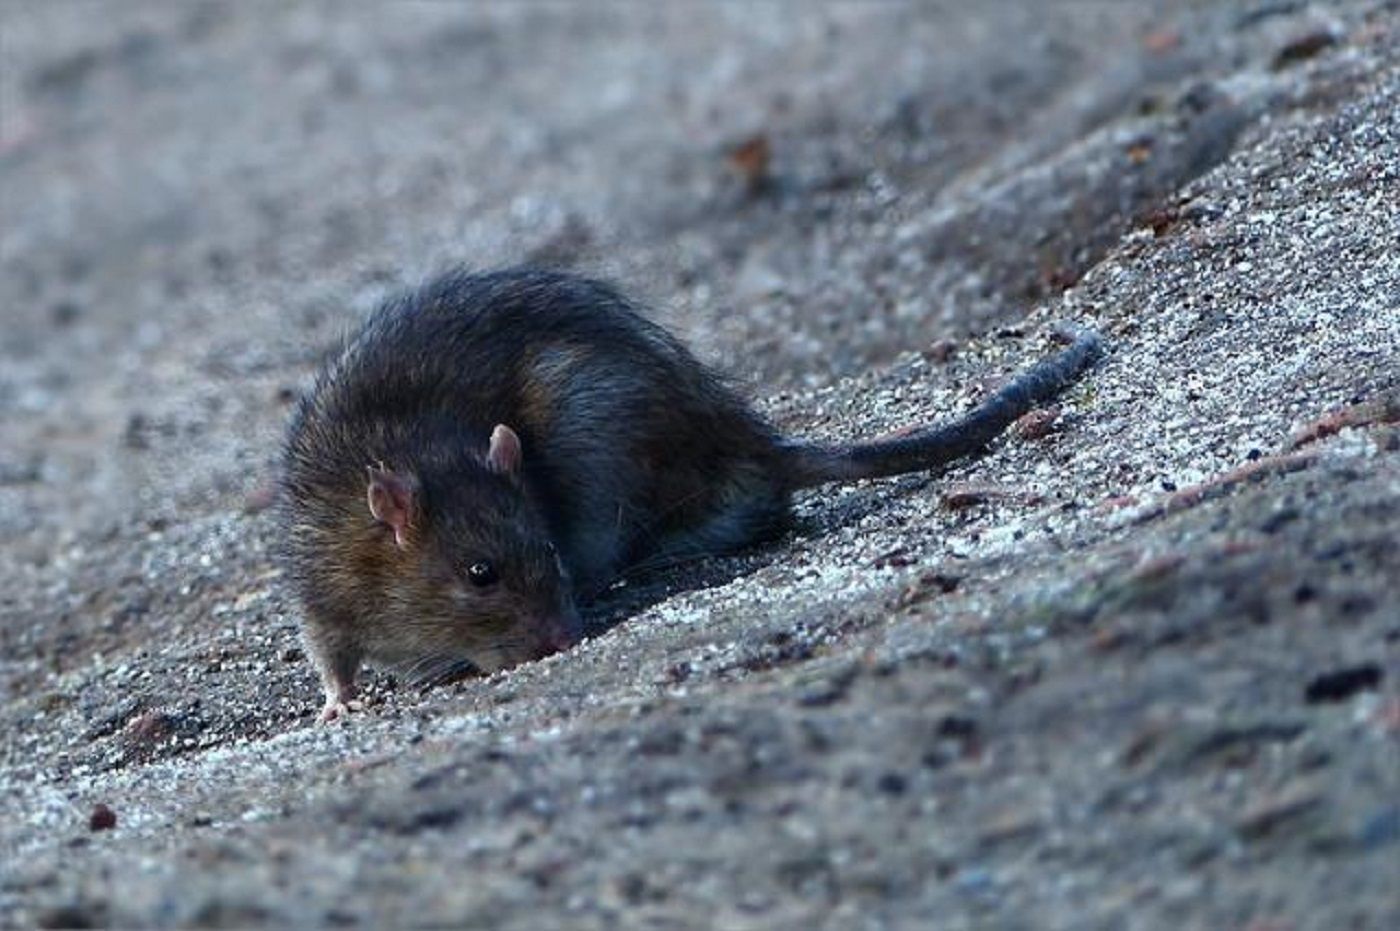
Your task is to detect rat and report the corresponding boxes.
[280,267,1102,720]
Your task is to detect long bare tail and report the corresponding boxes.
[781,328,1103,488]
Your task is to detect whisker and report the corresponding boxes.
[401,652,450,683]
[403,652,469,688]
[418,657,477,689]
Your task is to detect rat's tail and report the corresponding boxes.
[780,328,1104,489]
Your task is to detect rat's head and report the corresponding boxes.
[364,424,581,678]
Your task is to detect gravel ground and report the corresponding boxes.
[2,2,1397,928]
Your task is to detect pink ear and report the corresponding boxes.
[366,467,416,548]
[486,424,523,477]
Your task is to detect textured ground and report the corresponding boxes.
[1,2,1397,928]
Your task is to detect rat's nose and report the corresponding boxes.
[533,608,583,659]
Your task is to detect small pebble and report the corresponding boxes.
[1015,406,1060,440]
[88,804,116,832]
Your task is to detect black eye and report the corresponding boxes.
[467,561,499,587]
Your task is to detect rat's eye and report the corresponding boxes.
[467,561,499,588]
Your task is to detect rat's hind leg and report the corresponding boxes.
[651,480,792,564]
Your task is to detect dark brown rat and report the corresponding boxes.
[280,268,1102,720]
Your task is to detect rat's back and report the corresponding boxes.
[289,268,790,596]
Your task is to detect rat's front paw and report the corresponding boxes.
[319,698,364,724]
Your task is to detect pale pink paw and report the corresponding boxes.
[319,698,364,723]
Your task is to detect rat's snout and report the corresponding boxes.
[532,607,584,659]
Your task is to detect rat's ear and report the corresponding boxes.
[366,466,417,548]
[486,424,523,478]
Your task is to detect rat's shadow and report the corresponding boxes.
[580,550,777,635]
[580,471,938,636]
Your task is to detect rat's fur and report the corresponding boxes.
[280,268,1101,719]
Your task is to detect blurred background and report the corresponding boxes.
[1,0,1229,547]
